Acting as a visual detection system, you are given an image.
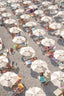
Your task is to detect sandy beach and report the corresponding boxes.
[0,0,64,96]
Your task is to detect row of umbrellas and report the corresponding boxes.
[6,0,64,85]
[0,1,48,96]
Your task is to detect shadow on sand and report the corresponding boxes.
[42,81,58,96]
[50,58,59,66]
[31,69,39,79]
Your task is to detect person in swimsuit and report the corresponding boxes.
[24,57,37,65]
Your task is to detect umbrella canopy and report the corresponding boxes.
[42,1,51,6]
[48,5,58,10]
[0,1,6,6]
[31,60,48,73]
[34,10,43,15]
[29,5,37,9]
[54,50,64,61]
[25,21,37,27]
[12,36,26,44]
[20,46,35,57]
[41,37,55,47]
[7,0,12,3]
[9,27,22,34]
[0,8,6,12]
[50,9,58,15]
[41,16,52,22]
[33,29,46,36]
[15,8,24,15]
[25,87,46,96]
[54,30,60,36]
[2,12,11,18]
[55,11,64,17]
[23,1,31,4]
[49,22,62,30]
[11,4,20,8]
[7,0,18,3]
[0,55,8,68]
[20,14,30,20]
[0,72,18,87]
[4,19,16,24]
[51,71,64,87]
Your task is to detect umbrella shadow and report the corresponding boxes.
[54,16,63,23]
[48,30,55,36]
[57,39,64,46]
[61,69,64,72]
[31,69,39,79]
[42,81,58,96]
[27,64,31,68]
[13,67,20,74]
[50,58,58,66]
[3,86,12,91]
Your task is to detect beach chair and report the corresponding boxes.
[54,88,64,96]
[11,83,24,96]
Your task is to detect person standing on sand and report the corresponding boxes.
[11,33,15,39]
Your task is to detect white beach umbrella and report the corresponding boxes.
[54,50,64,61]
[48,5,58,10]
[2,12,11,18]
[25,87,46,96]
[0,8,6,12]
[9,27,22,34]
[25,21,37,27]
[4,19,16,25]
[58,56,64,62]
[51,71,64,87]
[34,10,43,15]
[29,5,37,9]
[12,36,26,44]
[42,1,51,6]
[7,0,18,3]
[8,0,16,3]
[20,14,30,20]
[23,1,31,4]
[41,16,52,22]
[15,8,24,15]
[49,22,62,30]
[11,4,20,8]
[54,30,60,36]
[31,60,48,73]
[0,55,8,68]
[41,38,55,47]
[55,11,64,17]
[0,1,6,6]
[20,46,35,57]
[7,0,12,3]
[33,29,46,36]
[0,72,18,87]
